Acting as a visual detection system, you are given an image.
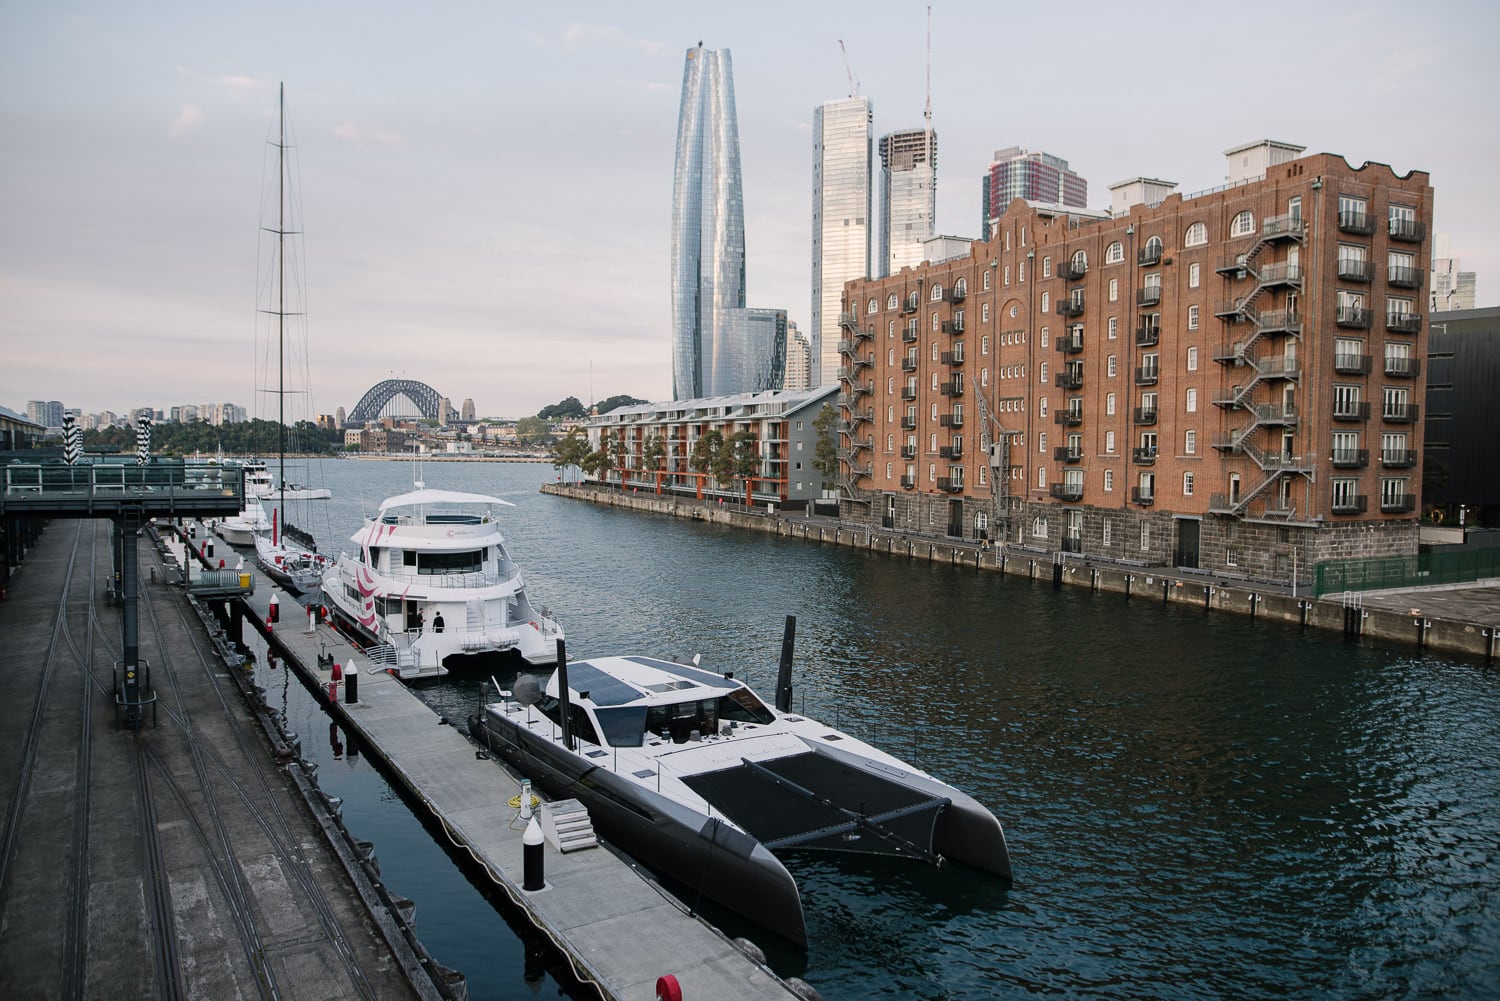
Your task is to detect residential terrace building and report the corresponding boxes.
[582,386,838,509]
[837,147,1433,582]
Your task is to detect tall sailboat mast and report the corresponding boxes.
[277,81,286,532]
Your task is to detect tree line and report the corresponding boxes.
[82,419,343,456]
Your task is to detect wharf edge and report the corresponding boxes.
[227,547,808,1001]
[542,483,1500,662]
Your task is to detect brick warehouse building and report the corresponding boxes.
[836,145,1433,582]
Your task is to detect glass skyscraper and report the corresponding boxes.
[671,44,747,400]
[878,128,937,277]
[811,96,873,388]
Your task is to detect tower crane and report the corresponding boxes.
[838,39,858,97]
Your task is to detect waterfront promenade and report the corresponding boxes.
[542,482,1500,660]
[0,520,439,1000]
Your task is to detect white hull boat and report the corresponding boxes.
[470,651,1011,948]
[321,488,563,680]
[217,497,270,545]
[256,507,330,595]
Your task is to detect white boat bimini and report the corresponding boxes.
[470,651,1012,948]
[321,489,563,680]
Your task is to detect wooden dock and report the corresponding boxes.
[201,529,804,1001]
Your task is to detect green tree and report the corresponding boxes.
[812,405,840,488]
[595,394,649,416]
[642,433,665,485]
[515,416,554,447]
[688,430,723,492]
[552,428,589,482]
[728,430,759,504]
[537,397,587,420]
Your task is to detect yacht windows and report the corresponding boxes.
[719,688,775,725]
[594,707,648,747]
[402,549,484,574]
[537,696,602,746]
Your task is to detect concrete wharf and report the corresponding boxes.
[0,519,442,1001]
[223,531,805,1001]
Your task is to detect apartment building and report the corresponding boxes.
[837,146,1433,581]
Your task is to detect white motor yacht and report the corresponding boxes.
[217,496,270,545]
[321,489,563,680]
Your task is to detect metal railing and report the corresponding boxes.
[1314,547,1500,597]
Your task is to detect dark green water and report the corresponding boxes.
[250,459,1500,1000]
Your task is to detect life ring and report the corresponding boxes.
[1430,509,1444,523]
[529,620,539,630]
[655,975,682,1001]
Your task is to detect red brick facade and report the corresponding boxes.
[838,153,1434,580]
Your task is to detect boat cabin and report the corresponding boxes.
[536,656,776,748]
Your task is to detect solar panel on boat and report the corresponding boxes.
[624,656,741,691]
[566,661,646,706]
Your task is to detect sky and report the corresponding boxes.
[3,0,1497,421]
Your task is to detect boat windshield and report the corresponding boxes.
[719,688,774,725]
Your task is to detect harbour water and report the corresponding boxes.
[244,458,1500,1000]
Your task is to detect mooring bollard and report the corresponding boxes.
[523,816,545,891]
[269,593,280,623]
[306,606,316,633]
[344,663,359,704]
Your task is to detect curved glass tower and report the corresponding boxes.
[671,45,746,400]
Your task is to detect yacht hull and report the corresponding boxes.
[471,705,809,948]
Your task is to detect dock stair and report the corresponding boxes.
[540,799,598,853]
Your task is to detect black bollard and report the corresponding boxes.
[345,663,359,704]
[523,817,545,891]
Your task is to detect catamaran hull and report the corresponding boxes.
[471,707,809,948]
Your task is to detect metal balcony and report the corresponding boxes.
[1255,309,1302,334]
[1333,353,1373,375]
[1137,286,1163,307]
[939,413,964,428]
[1049,482,1084,501]
[1380,493,1417,514]
[902,328,919,343]
[1058,260,1087,281]
[941,350,965,366]
[1388,266,1423,288]
[1336,306,1373,329]
[941,319,965,335]
[1130,487,1155,506]
[1055,370,1084,390]
[1133,407,1158,425]
[939,444,963,459]
[940,380,965,397]
[850,380,874,398]
[1135,324,1160,347]
[1331,448,1369,468]
[839,311,858,330]
[1215,299,1247,320]
[1384,357,1421,378]
[945,286,968,303]
[1381,449,1418,468]
[901,388,917,401]
[1054,410,1083,427]
[900,417,917,429]
[1261,214,1305,240]
[936,477,964,493]
[1383,403,1420,424]
[1331,495,1369,515]
[901,357,918,372]
[1053,445,1083,463]
[1387,312,1422,334]
[1138,245,1163,267]
[1388,218,1426,242]
[1215,253,1249,276]
[1134,365,1160,386]
[1333,401,1372,422]
[1056,297,1085,318]
[900,445,917,459]
[900,475,916,489]
[1057,328,1085,354]
[1132,447,1158,465]
[1257,262,1303,287]
[1338,210,1376,235]
[901,298,918,314]
[1337,259,1375,282]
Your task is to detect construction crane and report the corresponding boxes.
[838,39,858,97]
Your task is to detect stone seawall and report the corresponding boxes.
[542,483,1500,662]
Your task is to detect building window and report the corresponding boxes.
[1019,260,1025,283]
[981,368,989,387]
[1189,262,1200,289]
[981,303,990,323]
[867,297,878,314]
[1003,265,1011,285]
[1072,249,1087,271]
[1042,255,1052,278]
[1037,467,1046,489]
[1040,361,1048,384]
[1041,291,1050,313]
[1104,469,1114,492]
[1105,429,1116,453]
[1183,471,1195,495]
[886,293,898,310]
[1140,522,1150,550]
[981,334,990,355]
[1108,355,1118,378]
[1332,477,1358,509]
[983,270,991,291]
[931,283,943,301]
[955,277,967,296]
[1108,316,1119,340]
[1185,429,1197,454]
[1188,305,1200,330]
[1185,388,1197,413]
[1038,431,1047,453]
[1040,325,1050,347]
[1231,210,1255,237]
[1187,346,1199,371]
[1109,278,1119,302]
[1106,392,1116,415]
[932,312,940,332]
[1184,222,1208,247]
[1106,241,1124,264]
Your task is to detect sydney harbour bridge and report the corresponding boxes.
[346,378,449,424]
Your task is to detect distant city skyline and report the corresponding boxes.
[2,3,1495,415]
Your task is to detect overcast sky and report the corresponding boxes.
[3,0,1495,421]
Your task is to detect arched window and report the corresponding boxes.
[1144,235,1164,259]
[1231,210,1255,237]
[930,283,944,301]
[907,291,920,310]
[1105,241,1124,264]
[1071,249,1088,270]
[867,297,878,314]
[954,277,967,295]
[887,293,898,310]
[982,270,992,290]
[1041,291,1051,312]
[1184,222,1208,247]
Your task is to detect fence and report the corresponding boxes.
[1315,547,1500,597]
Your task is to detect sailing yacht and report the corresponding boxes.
[252,84,330,595]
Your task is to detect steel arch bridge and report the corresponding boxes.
[347,379,444,423]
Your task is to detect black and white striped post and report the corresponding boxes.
[62,414,81,465]
[135,414,152,465]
